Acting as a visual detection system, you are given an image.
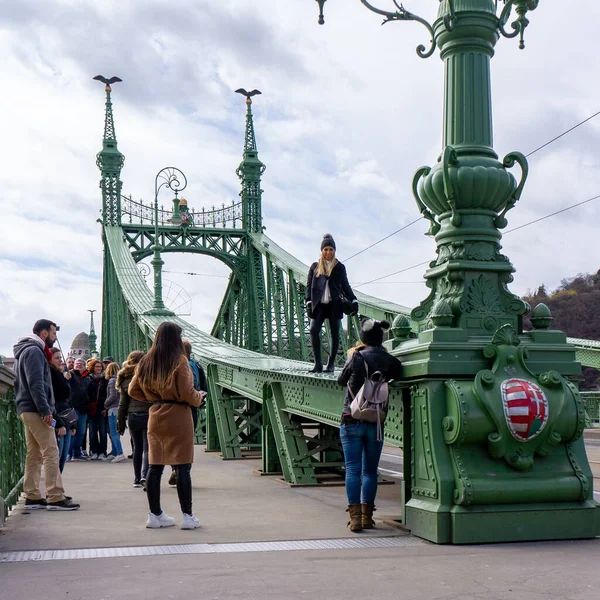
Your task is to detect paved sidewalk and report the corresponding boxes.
[1,444,599,600]
[0,444,405,552]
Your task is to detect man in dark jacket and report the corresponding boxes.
[69,357,91,461]
[13,319,79,510]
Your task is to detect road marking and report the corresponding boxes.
[379,468,403,478]
[381,453,403,460]
[0,536,424,563]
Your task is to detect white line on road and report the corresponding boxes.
[379,468,403,478]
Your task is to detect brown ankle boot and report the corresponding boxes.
[346,504,363,532]
[361,503,376,529]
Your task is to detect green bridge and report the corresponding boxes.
[3,1,600,545]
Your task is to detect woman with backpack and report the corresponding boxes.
[117,351,148,488]
[337,319,402,532]
[129,322,205,530]
[306,233,358,373]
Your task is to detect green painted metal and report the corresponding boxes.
[0,365,25,524]
[94,42,600,545]
[582,392,600,429]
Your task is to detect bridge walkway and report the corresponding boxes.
[1,442,600,600]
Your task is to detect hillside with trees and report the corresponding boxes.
[523,269,600,390]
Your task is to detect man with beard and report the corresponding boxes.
[13,320,79,511]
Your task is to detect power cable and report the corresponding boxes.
[342,217,422,262]
[525,110,600,158]
[344,109,600,264]
[164,270,229,279]
[355,192,600,287]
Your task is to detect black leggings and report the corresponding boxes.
[147,464,192,516]
[130,428,149,481]
[309,303,341,367]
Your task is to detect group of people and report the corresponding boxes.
[13,233,402,533]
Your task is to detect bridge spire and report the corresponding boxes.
[88,309,97,356]
[235,89,265,233]
[95,76,125,226]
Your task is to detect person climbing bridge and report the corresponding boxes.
[306,233,358,373]
[129,322,205,530]
[337,319,402,533]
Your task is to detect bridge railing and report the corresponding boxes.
[0,364,25,525]
[121,194,243,229]
[582,391,600,429]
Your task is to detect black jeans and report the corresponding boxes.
[128,413,149,481]
[309,303,341,367]
[147,464,192,516]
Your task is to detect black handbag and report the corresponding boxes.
[58,408,78,428]
[332,282,356,316]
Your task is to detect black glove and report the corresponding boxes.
[351,300,359,316]
[306,301,313,320]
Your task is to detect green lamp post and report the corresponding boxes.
[145,167,186,316]
[312,0,598,544]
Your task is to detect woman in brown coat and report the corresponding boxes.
[129,322,205,530]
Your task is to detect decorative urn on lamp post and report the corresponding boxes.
[310,0,598,544]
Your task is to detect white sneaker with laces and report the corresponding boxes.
[112,454,126,463]
[146,512,176,529]
[181,513,201,530]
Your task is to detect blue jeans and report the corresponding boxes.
[107,410,123,456]
[70,411,88,459]
[340,422,384,505]
[57,427,71,473]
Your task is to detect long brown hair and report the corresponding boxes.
[104,362,120,380]
[116,351,145,389]
[134,322,185,391]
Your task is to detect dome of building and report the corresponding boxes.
[69,331,91,359]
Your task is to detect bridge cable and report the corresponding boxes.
[354,192,600,288]
[344,109,600,264]
[342,217,422,262]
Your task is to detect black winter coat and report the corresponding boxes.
[337,346,403,415]
[306,261,356,320]
[69,370,91,413]
[50,366,72,429]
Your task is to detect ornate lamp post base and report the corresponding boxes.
[315,0,598,544]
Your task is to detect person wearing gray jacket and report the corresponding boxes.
[13,319,79,511]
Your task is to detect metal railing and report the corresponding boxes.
[121,195,243,229]
[0,365,25,525]
[582,391,600,429]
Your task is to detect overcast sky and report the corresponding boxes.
[1,0,599,356]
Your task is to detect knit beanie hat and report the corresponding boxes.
[321,233,336,251]
[359,319,391,346]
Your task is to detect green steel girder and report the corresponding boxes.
[122,225,246,269]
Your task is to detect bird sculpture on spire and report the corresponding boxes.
[93,75,123,92]
[235,88,262,104]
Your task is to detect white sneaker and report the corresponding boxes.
[101,455,113,462]
[111,454,126,463]
[146,512,176,529]
[181,513,201,530]
[90,453,99,460]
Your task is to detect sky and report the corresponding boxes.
[1,0,599,356]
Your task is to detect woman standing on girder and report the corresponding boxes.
[129,322,205,530]
[306,234,358,373]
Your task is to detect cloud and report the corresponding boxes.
[1,1,599,355]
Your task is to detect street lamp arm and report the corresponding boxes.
[498,0,539,49]
[360,0,436,59]
[154,167,188,200]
